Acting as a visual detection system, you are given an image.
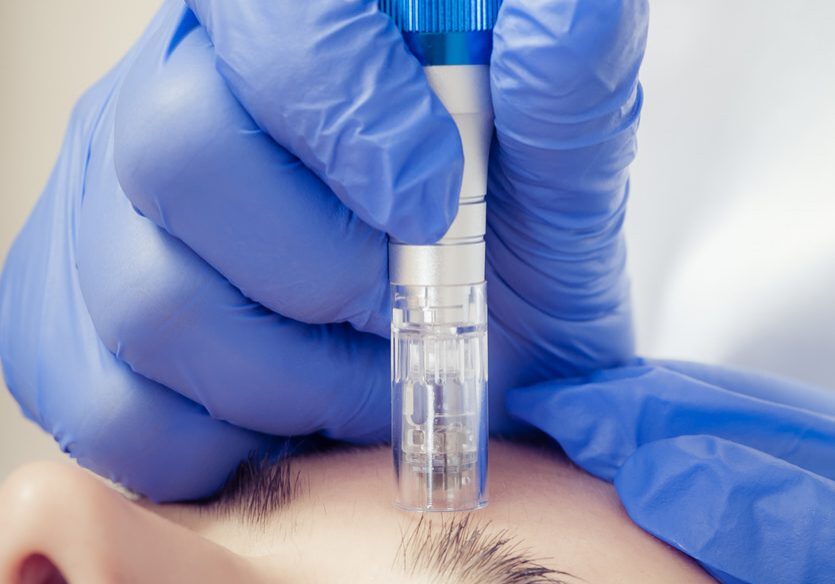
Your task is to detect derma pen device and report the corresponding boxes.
[381,0,498,512]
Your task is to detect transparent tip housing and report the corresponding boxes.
[392,282,488,512]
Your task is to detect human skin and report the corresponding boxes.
[0,441,714,583]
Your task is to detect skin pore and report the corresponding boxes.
[0,440,715,583]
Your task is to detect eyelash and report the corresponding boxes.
[397,515,577,584]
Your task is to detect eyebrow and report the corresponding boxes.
[197,453,303,525]
[202,450,578,584]
[398,515,577,584]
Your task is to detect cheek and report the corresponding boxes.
[0,463,263,584]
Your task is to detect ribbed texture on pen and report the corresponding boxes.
[379,0,500,32]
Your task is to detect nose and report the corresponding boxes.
[0,462,258,583]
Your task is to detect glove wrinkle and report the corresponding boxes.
[184,0,463,244]
[508,364,835,482]
[114,20,393,337]
[616,436,835,584]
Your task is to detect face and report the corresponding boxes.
[0,440,713,583]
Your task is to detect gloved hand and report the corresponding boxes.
[0,0,646,501]
[508,359,835,584]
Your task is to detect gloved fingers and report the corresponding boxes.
[485,0,648,371]
[0,114,276,503]
[183,0,462,244]
[506,363,835,481]
[615,436,835,584]
[114,13,389,336]
[492,0,648,152]
[486,266,634,381]
[79,136,390,442]
[488,0,648,320]
[647,358,835,418]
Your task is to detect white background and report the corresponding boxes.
[1,1,834,479]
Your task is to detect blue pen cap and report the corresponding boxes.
[379,0,500,32]
[379,0,501,65]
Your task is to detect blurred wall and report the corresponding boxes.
[1,1,834,480]
[629,1,835,377]
[0,0,161,477]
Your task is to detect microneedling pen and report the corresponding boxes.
[381,0,498,512]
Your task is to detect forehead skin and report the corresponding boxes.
[152,441,714,583]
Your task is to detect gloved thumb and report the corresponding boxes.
[184,0,463,244]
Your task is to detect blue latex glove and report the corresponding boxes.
[508,359,835,584]
[0,0,646,501]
